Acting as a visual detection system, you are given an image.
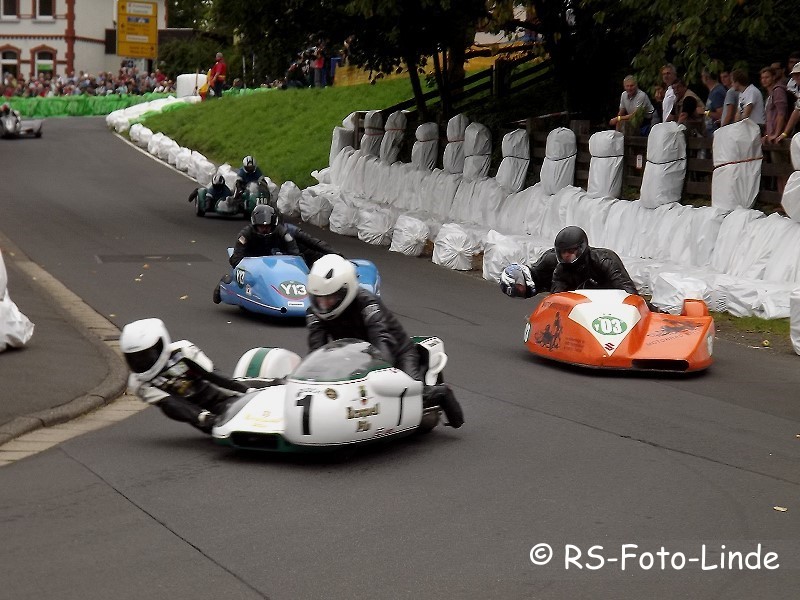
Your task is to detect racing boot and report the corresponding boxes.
[196,410,218,434]
[423,384,464,428]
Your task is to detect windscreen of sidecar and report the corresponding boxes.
[291,339,391,382]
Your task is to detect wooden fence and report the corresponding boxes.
[529,120,794,208]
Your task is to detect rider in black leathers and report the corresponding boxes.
[213,205,302,303]
[233,155,267,199]
[307,287,419,376]
[550,226,638,295]
[228,205,300,267]
[305,254,464,428]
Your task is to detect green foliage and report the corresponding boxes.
[158,37,230,80]
[166,0,213,28]
[210,0,353,83]
[583,0,787,91]
[140,79,414,188]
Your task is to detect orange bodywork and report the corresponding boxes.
[524,291,715,373]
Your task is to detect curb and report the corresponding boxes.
[0,231,129,446]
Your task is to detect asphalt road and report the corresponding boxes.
[1,117,798,599]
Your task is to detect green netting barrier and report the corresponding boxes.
[3,93,173,118]
[4,87,269,118]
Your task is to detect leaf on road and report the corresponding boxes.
[179,295,189,300]
[773,506,788,512]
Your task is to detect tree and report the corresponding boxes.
[486,0,789,122]
[605,0,786,90]
[211,0,353,86]
[166,0,213,29]
[344,0,487,118]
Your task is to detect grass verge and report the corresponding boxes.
[140,79,417,188]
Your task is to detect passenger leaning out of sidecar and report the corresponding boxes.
[120,318,251,432]
[213,204,301,303]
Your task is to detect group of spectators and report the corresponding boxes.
[275,35,355,91]
[610,51,800,146]
[0,64,175,99]
[281,38,334,90]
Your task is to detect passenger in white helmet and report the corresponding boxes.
[120,318,255,432]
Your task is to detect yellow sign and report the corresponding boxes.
[117,1,158,60]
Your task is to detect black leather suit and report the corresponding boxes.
[551,247,638,295]
[229,224,301,267]
[306,288,420,378]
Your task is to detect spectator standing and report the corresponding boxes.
[761,66,789,144]
[731,69,766,130]
[208,52,227,99]
[661,64,678,122]
[701,69,727,136]
[312,43,326,88]
[720,70,739,127]
[670,78,703,123]
[776,63,800,142]
[786,52,800,101]
[609,75,654,135]
[651,83,667,123]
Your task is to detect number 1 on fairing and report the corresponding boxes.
[297,394,312,435]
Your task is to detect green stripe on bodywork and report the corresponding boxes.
[245,348,271,378]
[411,335,433,344]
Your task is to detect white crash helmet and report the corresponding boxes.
[119,318,172,380]
[500,263,535,298]
[306,254,358,320]
[242,155,257,173]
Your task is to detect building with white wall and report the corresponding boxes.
[0,0,166,79]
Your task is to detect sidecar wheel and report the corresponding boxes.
[195,198,205,217]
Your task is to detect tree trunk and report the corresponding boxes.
[433,51,451,118]
[404,52,427,119]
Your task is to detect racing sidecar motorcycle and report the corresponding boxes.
[524,289,714,373]
[213,337,450,452]
[1,108,42,139]
[195,180,272,219]
[217,252,381,317]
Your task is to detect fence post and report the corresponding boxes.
[569,120,589,136]
[493,58,511,99]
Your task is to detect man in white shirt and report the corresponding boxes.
[731,69,766,129]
